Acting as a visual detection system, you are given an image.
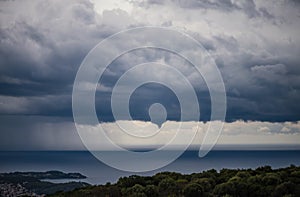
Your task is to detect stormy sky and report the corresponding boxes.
[0,0,300,150]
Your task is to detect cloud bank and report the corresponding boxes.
[0,0,300,122]
[0,118,299,150]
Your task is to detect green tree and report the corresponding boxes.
[183,183,204,197]
[124,184,146,197]
[213,182,235,196]
[158,177,178,196]
[192,177,215,192]
[144,185,159,197]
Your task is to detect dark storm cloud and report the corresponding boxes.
[138,0,273,18]
[0,115,84,150]
[0,0,118,116]
[0,0,299,123]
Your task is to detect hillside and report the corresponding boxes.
[51,165,300,197]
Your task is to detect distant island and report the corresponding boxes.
[1,165,300,196]
[2,170,86,180]
[0,171,89,196]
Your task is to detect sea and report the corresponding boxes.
[1,149,300,185]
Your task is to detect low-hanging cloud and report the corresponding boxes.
[0,117,299,150]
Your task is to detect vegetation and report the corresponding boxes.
[50,165,300,197]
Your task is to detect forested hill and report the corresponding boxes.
[51,165,300,197]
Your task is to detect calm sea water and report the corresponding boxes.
[0,150,300,184]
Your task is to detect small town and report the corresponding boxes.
[0,183,44,197]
